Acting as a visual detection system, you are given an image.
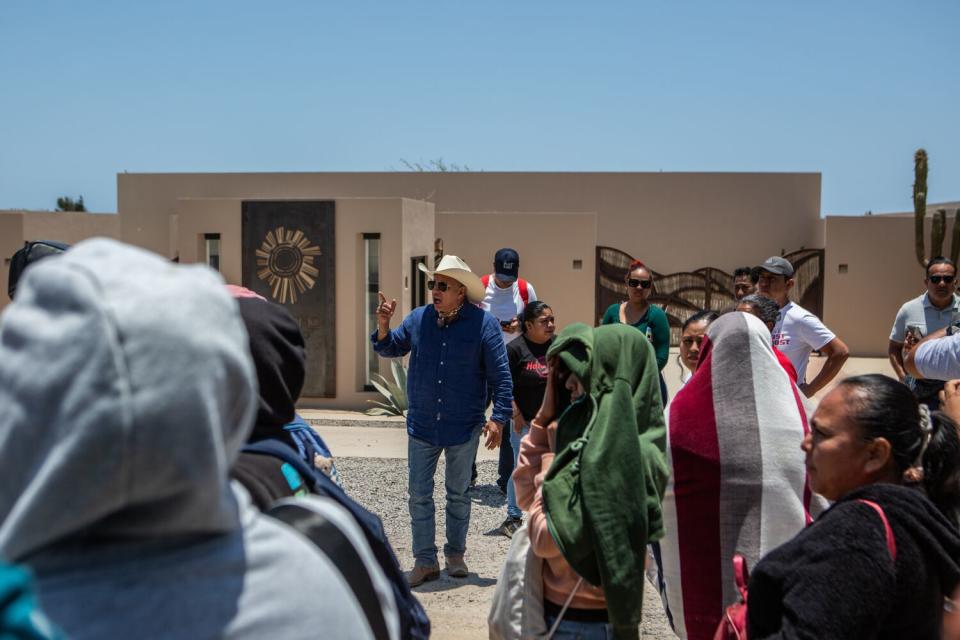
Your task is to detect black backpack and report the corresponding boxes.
[8,240,70,298]
[238,439,431,640]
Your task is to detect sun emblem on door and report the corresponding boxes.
[256,227,322,304]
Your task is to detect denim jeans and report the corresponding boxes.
[505,423,530,519]
[408,425,482,566]
[543,616,615,639]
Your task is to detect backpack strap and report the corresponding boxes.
[518,278,529,305]
[270,502,391,640]
[732,553,750,601]
[857,499,897,562]
[243,439,429,639]
[243,440,319,484]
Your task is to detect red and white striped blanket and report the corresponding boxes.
[653,312,819,639]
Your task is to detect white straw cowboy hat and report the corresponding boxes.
[418,255,486,303]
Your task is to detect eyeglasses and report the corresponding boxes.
[427,280,457,292]
[627,278,653,289]
[929,275,956,284]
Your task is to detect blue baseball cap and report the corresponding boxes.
[494,248,520,282]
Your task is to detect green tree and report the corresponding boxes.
[55,195,86,212]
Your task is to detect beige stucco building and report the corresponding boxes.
[1,172,953,408]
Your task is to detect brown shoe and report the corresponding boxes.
[407,563,440,587]
[445,554,469,578]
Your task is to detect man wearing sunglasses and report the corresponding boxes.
[756,256,849,398]
[371,255,512,588]
[890,256,960,407]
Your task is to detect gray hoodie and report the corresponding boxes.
[0,238,381,639]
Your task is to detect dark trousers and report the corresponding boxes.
[497,433,514,490]
[469,423,516,490]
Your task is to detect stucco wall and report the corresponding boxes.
[21,211,121,243]
[176,198,244,285]
[824,214,941,357]
[117,172,821,274]
[1,211,120,311]
[171,196,432,408]
[0,214,26,309]
[436,211,598,329]
[400,198,436,318]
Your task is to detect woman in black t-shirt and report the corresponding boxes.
[498,301,556,537]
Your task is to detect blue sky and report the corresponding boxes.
[1,0,957,214]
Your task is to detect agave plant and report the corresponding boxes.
[365,358,408,417]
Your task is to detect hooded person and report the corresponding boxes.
[227,288,340,507]
[0,238,396,640]
[513,322,668,639]
[652,312,819,640]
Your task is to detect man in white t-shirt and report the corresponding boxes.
[756,256,849,398]
[480,248,538,344]
[479,248,538,494]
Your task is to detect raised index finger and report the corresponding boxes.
[378,291,387,306]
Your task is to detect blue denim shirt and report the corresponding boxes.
[371,303,513,446]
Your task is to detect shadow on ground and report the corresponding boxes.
[470,483,507,508]
[414,573,498,593]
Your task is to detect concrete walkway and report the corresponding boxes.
[314,424,502,460]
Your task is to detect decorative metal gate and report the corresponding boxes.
[242,200,337,397]
[595,246,825,346]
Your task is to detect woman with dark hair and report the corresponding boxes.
[677,310,719,385]
[748,374,960,639]
[497,301,556,538]
[601,259,671,402]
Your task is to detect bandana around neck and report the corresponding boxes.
[436,302,465,328]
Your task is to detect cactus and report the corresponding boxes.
[912,150,960,267]
[952,211,960,265]
[914,149,928,267]
[932,209,947,258]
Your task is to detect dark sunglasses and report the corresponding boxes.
[628,278,653,289]
[929,275,956,284]
[427,280,458,292]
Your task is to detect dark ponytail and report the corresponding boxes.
[519,301,551,334]
[840,374,960,518]
[919,412,960,519]
[682,309,719,332]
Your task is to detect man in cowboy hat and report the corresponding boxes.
[372,254,512,587]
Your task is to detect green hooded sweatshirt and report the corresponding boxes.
[542,323,668,640]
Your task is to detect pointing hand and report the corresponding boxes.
[377,291,397,327]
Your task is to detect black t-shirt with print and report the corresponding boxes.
[507,335,554,422]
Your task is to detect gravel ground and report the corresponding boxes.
[338,456,676,640]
